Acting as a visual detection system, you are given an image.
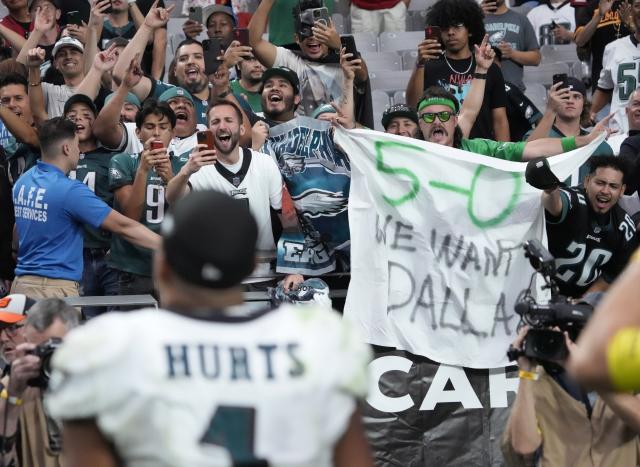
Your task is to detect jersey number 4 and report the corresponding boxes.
[200,405,269,466]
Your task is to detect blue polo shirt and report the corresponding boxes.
[13,161,112,281]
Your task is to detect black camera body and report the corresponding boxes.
[26,338,63,389]
[507,240,593,364]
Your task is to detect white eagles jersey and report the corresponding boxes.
[46,305,371,467]
[597,35,640,134]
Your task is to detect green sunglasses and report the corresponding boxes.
[419,111,454,124]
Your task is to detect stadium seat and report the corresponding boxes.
[167,17,184,38]
[369,70,413,92]
[352,31,378,52]
[401,50,419,70]
[393,90,406,105]
[379,31,424,52]
[332,13,347,34]
[361,51,402,71]
[407,10,428,32]
[408,0,437,11]
[372,90,391,131]
[523,62,571,87]
[540,44,580,65]
[524,83,547,113]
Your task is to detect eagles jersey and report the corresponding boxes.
[46,305,371,467]
[597,34,640,134]
[108,151,190,276]
[68,149,115,249]
[546,187,638,298]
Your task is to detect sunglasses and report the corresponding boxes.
[420,111,454,124]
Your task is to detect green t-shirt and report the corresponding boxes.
[69,148,115,249]
[460,138,526,161]
[268,0,334,46]
[107,151,189,276]
[230,80,263,113]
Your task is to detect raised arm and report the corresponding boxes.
[17,6,56,65]
[150,27,167,81]
[75,44,118,99]
[590,89,612,122]
[25,48,48,124]
[94,55,143,149]
[458,35,491,138]
[526,83,569,142]
[406,38,442,108]
[166,144,217,204]
[83,0,109,75]
[0,106,38,147]
[0,23,27,52]
[575,0,611,47]
[248,0,278,67]
[101,208,161,250]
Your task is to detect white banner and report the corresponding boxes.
[336,128,604,368]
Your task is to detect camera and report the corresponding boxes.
[507,240,593,364]
[26,338,63,389]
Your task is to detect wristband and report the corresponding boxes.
[127,0,137,4]
[0,389,22,406]
[518,369,539,381]
[560,136,577,152]
[473,72,487,79]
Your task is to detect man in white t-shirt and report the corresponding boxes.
[45,190,374,467]
[526,0,576,46]
[166,100,284,282]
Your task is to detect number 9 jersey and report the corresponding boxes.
[546,186,638,298]
[45,305,372,467]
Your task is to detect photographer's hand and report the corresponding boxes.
[8,343,40,396]
[512,326,535,371]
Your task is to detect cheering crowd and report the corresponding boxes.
[2,0,640,465]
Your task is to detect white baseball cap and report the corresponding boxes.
[52,36,84,57]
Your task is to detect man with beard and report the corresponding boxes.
[95,56,204,158]
[182,4,235,50]
[63,94,119,318]
[166,100,285,283]
[108,100,187,298]
[417,86,613,161]
[249,0,369,120]
[230,53,266,113]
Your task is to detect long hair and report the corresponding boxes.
[420,86,464,148]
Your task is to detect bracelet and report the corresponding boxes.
[0,389,22,406]
[473,72,487,79]
[29,81,41,87]
[561,136,577,152]
[518,369,539,381]
[415,60,425,69]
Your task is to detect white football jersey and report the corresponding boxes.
[597,35,640,134]
[46,305,371,467]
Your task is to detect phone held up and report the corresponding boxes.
[196,130,214,151]
[202,38,222,75]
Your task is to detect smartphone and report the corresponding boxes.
[235,28,250,46]
[66,10,83,26]
[151,140,164,151]
[550,20,558,29]
[552,73,569,89]
[482,0,497,13]
[300,7,330,27]
[104,0,113,15]
[189,6,203,24]
[425,25,441,41]
[340,35,360,60]
[196,130,214,150]
[202,38,222,75]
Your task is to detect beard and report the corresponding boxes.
[263,94,296,121]
[180,76,208,95]
[214,130,240,155]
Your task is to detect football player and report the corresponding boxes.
[45,191,374,467]
[526,155,638,298]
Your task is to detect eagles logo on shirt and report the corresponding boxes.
[109,168,123,180]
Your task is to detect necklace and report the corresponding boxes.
[443,54,474,75]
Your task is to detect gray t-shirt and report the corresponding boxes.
[485,9,540,90]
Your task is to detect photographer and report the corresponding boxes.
[503,325,640,466]
[0,298,78,467]
[526,155,637,298]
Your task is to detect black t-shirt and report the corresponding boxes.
[575,0,630,90]
[423,57,508,139]
[617,129,640,195]
[504,81,542,142]
[546,186,637,298]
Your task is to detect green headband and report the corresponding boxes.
[417,97,457,113]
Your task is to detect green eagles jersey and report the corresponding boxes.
[69,149,115,249]
[107,151,189,276]
[460,138,526,161]
[230,80,263,113]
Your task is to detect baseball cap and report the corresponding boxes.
[311,103,336,119]
[262,67,300,95]
[158,87,195,106]
[52,36,84,57]
[0,294,36,324]
[63,93,97,117]
[104,91,142,109]
[565,77,587,97]
[28,0,61,11]
[205,5,236,26]
[382,104,419,129]
[103,37,129,51]
[162,191,258,289]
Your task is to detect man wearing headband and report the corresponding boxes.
[417,86,613,161]
[47,191,374,467]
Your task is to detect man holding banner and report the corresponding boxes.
[334,92,614,463]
